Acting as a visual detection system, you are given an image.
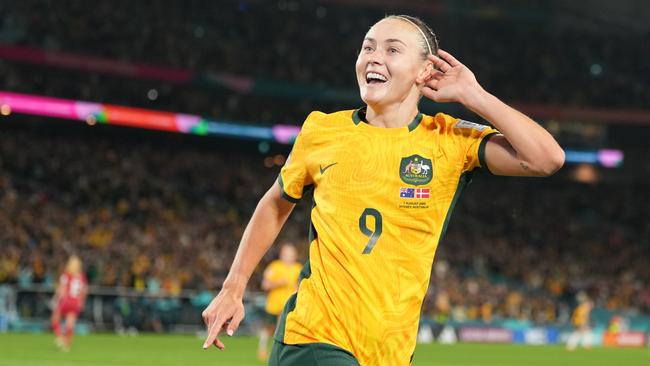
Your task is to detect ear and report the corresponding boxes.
[415,60,434,85]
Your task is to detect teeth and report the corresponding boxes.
[366,72,387,82]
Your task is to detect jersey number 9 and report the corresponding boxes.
[359,208,383,254]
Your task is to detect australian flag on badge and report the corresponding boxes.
[400,187,415,198]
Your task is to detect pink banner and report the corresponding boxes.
[0,90,299,143]
[0,91,77,119]
[0,43,192,83]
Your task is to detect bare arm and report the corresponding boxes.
[465,89,564,176]
[423,50,565,177]
[202,181,296,350]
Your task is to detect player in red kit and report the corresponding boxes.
[51,255,88,351]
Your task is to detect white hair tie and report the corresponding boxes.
[396,16,432,55]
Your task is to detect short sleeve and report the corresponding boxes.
[447,118,500,172]
[277,112,319,202]
[263,262,276,281]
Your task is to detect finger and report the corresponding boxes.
[212,321,230,350]
[425,79,438,90]
[421,86,437,101]
[214,337,225,350]
[437,49,462,67]
[203,315,225,349]
[428,54,451,72]
[422,87,450,103]
[201,310,210,327]
[430,70,444,80]
[226,308,245,336]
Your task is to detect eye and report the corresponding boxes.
[388,47,399,54]
[362,45,374,53]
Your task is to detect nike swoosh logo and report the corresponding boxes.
[319,162,338,174]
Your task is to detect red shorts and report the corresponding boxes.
[56,298,82,315]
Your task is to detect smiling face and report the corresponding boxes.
[355,18,432,109]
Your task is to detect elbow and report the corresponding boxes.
[537,148,565,177]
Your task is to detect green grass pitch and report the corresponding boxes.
[0,333,648,366]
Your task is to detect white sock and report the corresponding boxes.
[567,331,580,349]
[581,331,591,348]
[258,329,269,352]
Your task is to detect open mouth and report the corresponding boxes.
[366,72,387,84]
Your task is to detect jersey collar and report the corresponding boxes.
[352,107,423,132]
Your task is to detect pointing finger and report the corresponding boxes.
[203,315,225,349]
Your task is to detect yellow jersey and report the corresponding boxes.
[275,108,498,365]
[572,303,591,327]
[264,260,302,315]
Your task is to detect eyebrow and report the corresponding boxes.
[364,37,407,46]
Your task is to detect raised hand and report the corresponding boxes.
[201,288,245,350]
[422,49,483,105]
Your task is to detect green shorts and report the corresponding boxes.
[269,340,360,366]
[262,311,279,326]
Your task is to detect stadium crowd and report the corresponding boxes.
[0,0,647,128]
[0,0,648,331]
[1,120,649,328]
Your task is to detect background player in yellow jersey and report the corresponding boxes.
[566,293,594,351]
[257,243,302,360]
[202,14,565,365]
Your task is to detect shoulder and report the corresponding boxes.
[302,110,355,129]
[295,110,355,146]
[420,112,471,132]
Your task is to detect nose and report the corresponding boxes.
[365,49,383,66]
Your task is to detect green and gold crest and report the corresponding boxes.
[400,154,433,186]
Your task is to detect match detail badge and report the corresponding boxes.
[399,154,433,186]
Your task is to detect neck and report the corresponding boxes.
[365,102,419,128]
[364,86,422,128]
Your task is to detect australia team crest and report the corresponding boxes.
[400,154,433,186]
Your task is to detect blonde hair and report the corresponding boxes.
[65,255,83,274]
[384,15,439,59]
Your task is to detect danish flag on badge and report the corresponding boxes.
[415,188,430,199]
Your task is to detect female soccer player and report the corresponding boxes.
[202,15,564,365]
[257,243,302,360]
[566,294,594,351]
[51,255,88,351]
